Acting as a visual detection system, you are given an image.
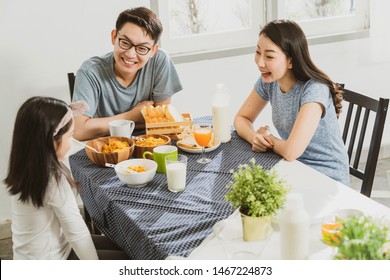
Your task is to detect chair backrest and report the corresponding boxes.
[67,72,75,100]
[341,85,389,197]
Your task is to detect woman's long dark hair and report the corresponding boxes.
[260,20,343,116]
[4,96,77,208]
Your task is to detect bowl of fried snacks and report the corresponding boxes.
[114,158,157,188]
[132,134,171,158]
[85,136,135,167]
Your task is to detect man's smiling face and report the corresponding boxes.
[112,22,158,79]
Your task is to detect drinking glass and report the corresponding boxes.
[213,219,272,260]
[166,154,187,193]
[321,215,342,258]
[193,123,212,164]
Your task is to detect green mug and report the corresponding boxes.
[143,145,178,174]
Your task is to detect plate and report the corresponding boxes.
[177,137,221,154]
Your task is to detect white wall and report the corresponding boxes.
[1,0,389,220]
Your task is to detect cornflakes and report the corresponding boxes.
[126,165,146,173]
[102,140,129,153]
[135,137,166,147]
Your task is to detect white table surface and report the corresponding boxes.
[186,160,390,260]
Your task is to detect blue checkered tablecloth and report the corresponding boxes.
[69,118,282,259]
[184,131,282,173]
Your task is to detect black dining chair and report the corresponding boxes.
[67,72,100,234]
[340,85,389,197]
[67,72,75,100]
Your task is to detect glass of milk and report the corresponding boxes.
[165,154,187,192]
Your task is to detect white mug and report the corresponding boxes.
[108,120,135,138]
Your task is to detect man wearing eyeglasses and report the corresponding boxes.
[72,7,183,141]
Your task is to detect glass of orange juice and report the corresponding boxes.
[321,222,342,246]
[321,214,343,259]
[320,214,342,258]
[193,123,213,164]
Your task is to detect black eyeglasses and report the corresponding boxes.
[117,33,152,56]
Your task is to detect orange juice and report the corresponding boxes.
[194,128,212,147]
[321,222,342,246]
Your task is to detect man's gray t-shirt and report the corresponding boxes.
[255,78,349,186]
[72,49,183,118]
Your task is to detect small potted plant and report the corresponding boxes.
[225,158,289,241]
[326,215,390,260]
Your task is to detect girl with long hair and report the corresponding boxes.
[4,96,128,259]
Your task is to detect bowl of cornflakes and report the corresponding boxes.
[132,134,171,158]
[85,136,135,167]
[114,158,157,188]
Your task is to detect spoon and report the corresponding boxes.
[72,138,100,153]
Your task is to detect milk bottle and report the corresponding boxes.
[212,83,231,143]
[280,193,310,259]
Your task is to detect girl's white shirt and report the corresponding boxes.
[11,173,98,260]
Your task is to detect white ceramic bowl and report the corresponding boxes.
[114,159,157,188]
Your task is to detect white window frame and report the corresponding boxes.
[268,0,370,44]
[150,0,370,63]
[150,0,265,63]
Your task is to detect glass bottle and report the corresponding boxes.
[280,193,310,259]
[212,83,231,143]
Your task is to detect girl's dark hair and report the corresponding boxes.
[260,20,343,116]
[4,96,78,208]
[116,7,163,43]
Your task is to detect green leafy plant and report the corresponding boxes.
[225,158,289,217]
[326,215,390,260]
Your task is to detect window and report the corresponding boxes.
[150,0,263,61]
[271,0,370,40]
[151,0,370,62]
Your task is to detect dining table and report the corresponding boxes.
[68,117,390,260]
